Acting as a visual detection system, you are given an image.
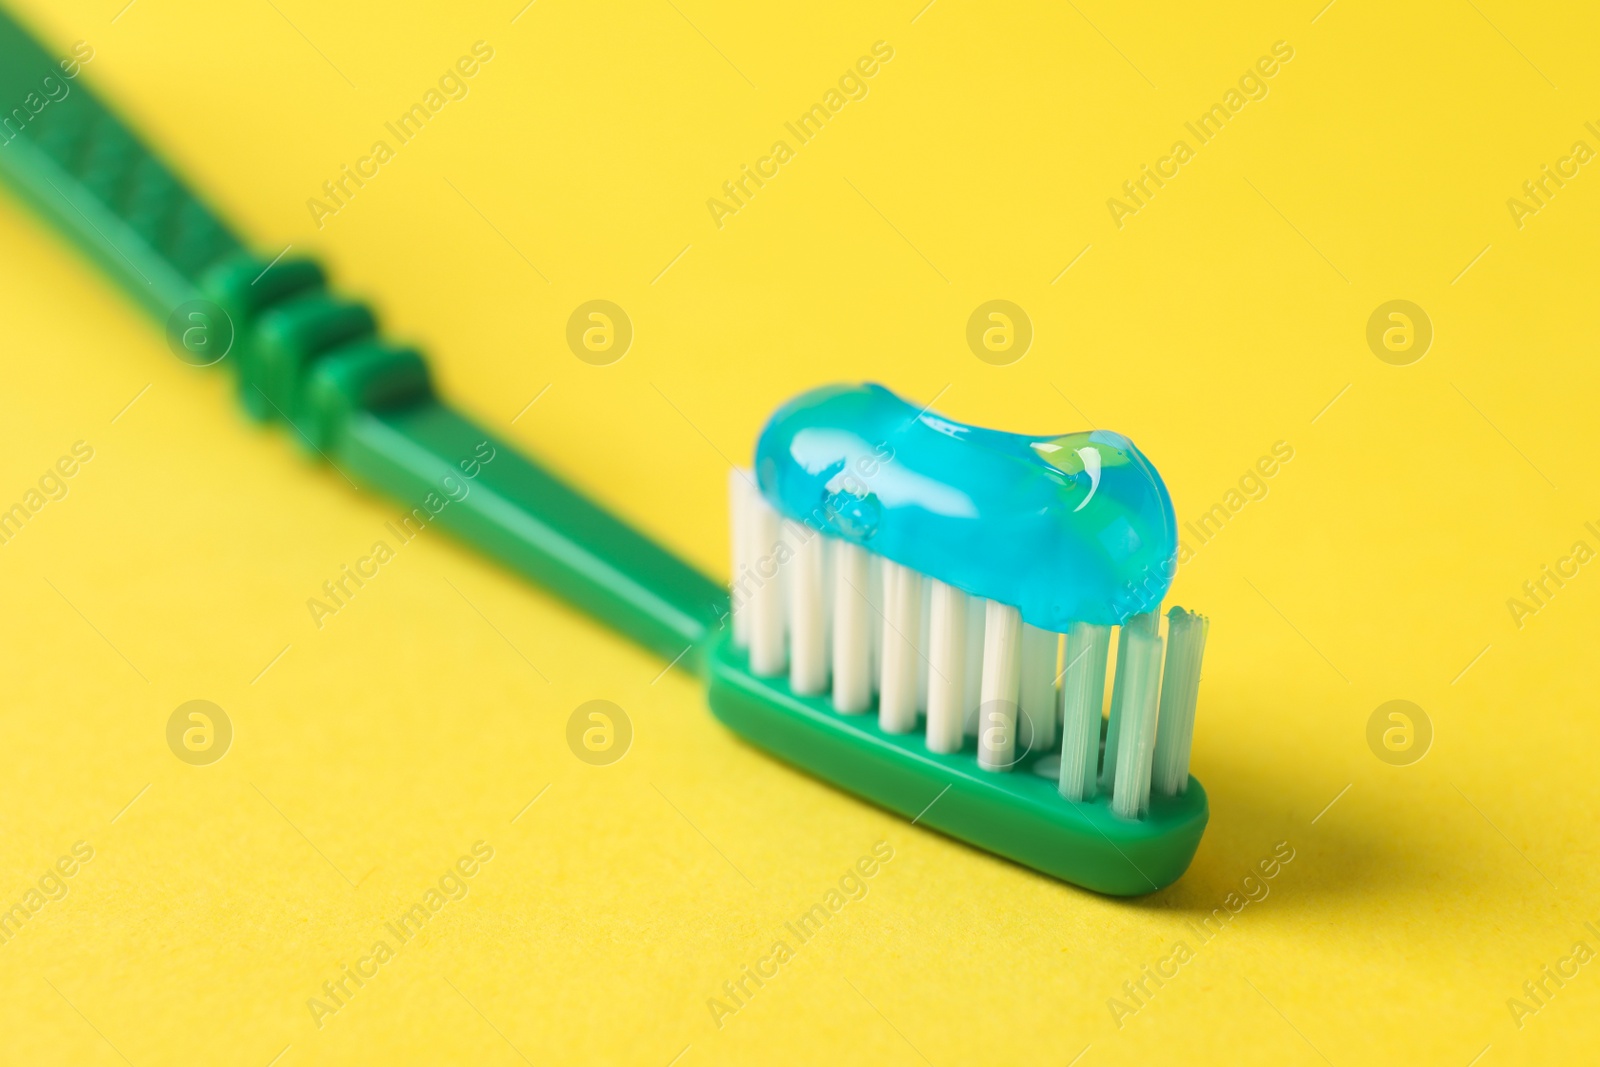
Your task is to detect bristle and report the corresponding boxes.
[916,579,932,713]
[1111,623,1164,819]
[745,490,786,677]
[728,469,753,648]
[1058,621,1111,802]
[1101,610,1159,793]
[868,553,884,694]
[830,540,873,713]
[1152,608,1208,796]
[962,593,986,736]
[819,525,835,653]
[924,579,967,753]
[785,520,828,695]
[1018,623,1060,753]
[878,559,923,734]
[977,600,1021,771]
[1100,626,1129,790]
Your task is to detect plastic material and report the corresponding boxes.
[335,403,727,667]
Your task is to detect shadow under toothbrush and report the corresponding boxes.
[1130,737,1451,915]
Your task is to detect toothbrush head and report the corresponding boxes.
[715,384,1209,896]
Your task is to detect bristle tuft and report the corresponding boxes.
[785,520,828,695]
[924,579,967,753]
[878,560,922,734]
[1101,610,1159,794]
[962,594,985,736]
[1111,623,1164,819]
[977,601,1021,771]
[1152,608,1208,796]
[1058,621,1111,802]
[830,540,873,713]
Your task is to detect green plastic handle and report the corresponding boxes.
[338,403,726,667]
[0,7,727,666]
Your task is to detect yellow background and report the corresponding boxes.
[2,0,1598,1063]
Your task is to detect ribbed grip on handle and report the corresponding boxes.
[0,16,242,313]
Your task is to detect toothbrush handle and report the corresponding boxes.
[339,402,727,669]
[0,9,728,669]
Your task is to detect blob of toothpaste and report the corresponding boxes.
[754,383,1178,629]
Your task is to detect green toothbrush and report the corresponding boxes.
[0,9,1208,895]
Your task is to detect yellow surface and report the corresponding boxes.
[2,1,1598,1063]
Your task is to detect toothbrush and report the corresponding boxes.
[727,386,1210,892]
[0,10,1208,894]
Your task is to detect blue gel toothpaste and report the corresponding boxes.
[754,383,1177,628]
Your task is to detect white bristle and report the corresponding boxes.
[1152,609,1209,795]
[728,470,753,647]
[820,529,835,653]
[1100,624,1129,791]
[1058,621,1111,802]
[916,579,932,712]
[745,491,786,677]
[868,553,884,693]
[878,560,923,734]
[831,540,873,713]
[924,579,968,753]
[785,520,828,695]
[1018,623,1060,754]
[1111,622,1164,819]
[1101,610,1159,793]
[977,600,1021,771]
[962,593,986,736]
